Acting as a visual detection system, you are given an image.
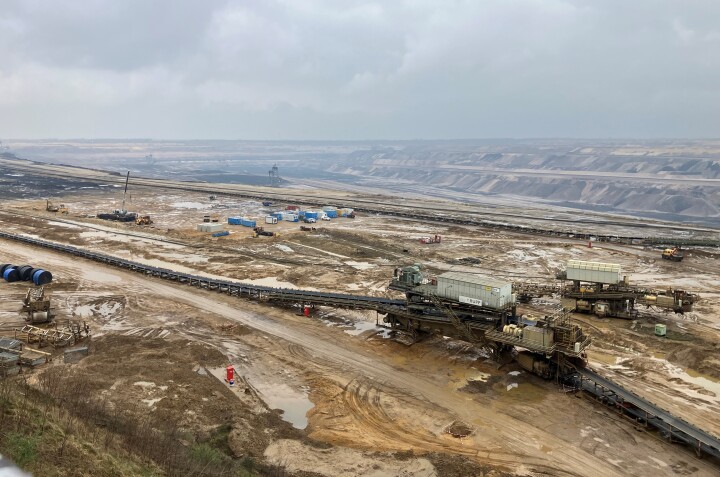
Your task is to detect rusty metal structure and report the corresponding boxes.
[14,322,89,348]
[22,286,52,323]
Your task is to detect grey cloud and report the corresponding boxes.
[0,0,719,139]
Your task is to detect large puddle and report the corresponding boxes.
[343,319,385,336]
[244,373,313,430]
[591,354,720,405]
[650,357,720,403]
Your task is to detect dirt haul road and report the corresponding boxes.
[3,239,718,476]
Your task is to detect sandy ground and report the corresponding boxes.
[1,182,720,476]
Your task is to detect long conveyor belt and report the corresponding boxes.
[575,367,720,459]
[0,231,407,314]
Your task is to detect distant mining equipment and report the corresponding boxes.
[661,246,684,262]
[515,260,699,319]
[135,215,153,226]
[97,170,138,222]
[268,163,282,187]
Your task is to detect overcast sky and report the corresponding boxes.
[1,0,719,139]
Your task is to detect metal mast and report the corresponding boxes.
[121,171,130,212]
[268,164,281,187]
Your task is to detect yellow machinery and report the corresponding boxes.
[46,200,68,214]
[136,215,153,226]
[661,247,684,262]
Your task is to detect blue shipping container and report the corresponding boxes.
[273,212,284,221]
[305,212,318,219]
[228,217,242,225]
[241,220,256,227]
[212,231,230,237]
[326,210,338,218]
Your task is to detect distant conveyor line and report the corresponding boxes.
[2,158,719,245]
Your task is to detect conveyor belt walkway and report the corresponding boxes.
[0,231,406,314]
[575,367,720,459]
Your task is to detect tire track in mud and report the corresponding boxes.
[340,377,580,476]
[341,376,478,456]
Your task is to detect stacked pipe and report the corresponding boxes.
[0,264,52,285]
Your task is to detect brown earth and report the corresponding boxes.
[1,177,719,476]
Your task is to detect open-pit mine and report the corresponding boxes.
[1,147,720,477]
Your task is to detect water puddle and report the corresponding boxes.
[319,314,391,338]
[686,368,720,384]
[650,357,720,401]
[246,377,313,429]
[344,261,375,270]
[172,201,208,209]
[343,320,382,336]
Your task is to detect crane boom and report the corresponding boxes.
[121,171,130,213]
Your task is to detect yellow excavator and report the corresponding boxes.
[661,247,684,262]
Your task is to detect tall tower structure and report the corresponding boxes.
[268,164,281,187]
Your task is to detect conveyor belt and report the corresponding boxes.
[0,231,406,313]
[575,367,720,459]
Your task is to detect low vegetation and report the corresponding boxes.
[0,374,286,476]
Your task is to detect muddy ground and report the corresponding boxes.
[1,179,719,476]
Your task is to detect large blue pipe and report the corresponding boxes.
[31,269,52,286]
[3,267,19,282]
